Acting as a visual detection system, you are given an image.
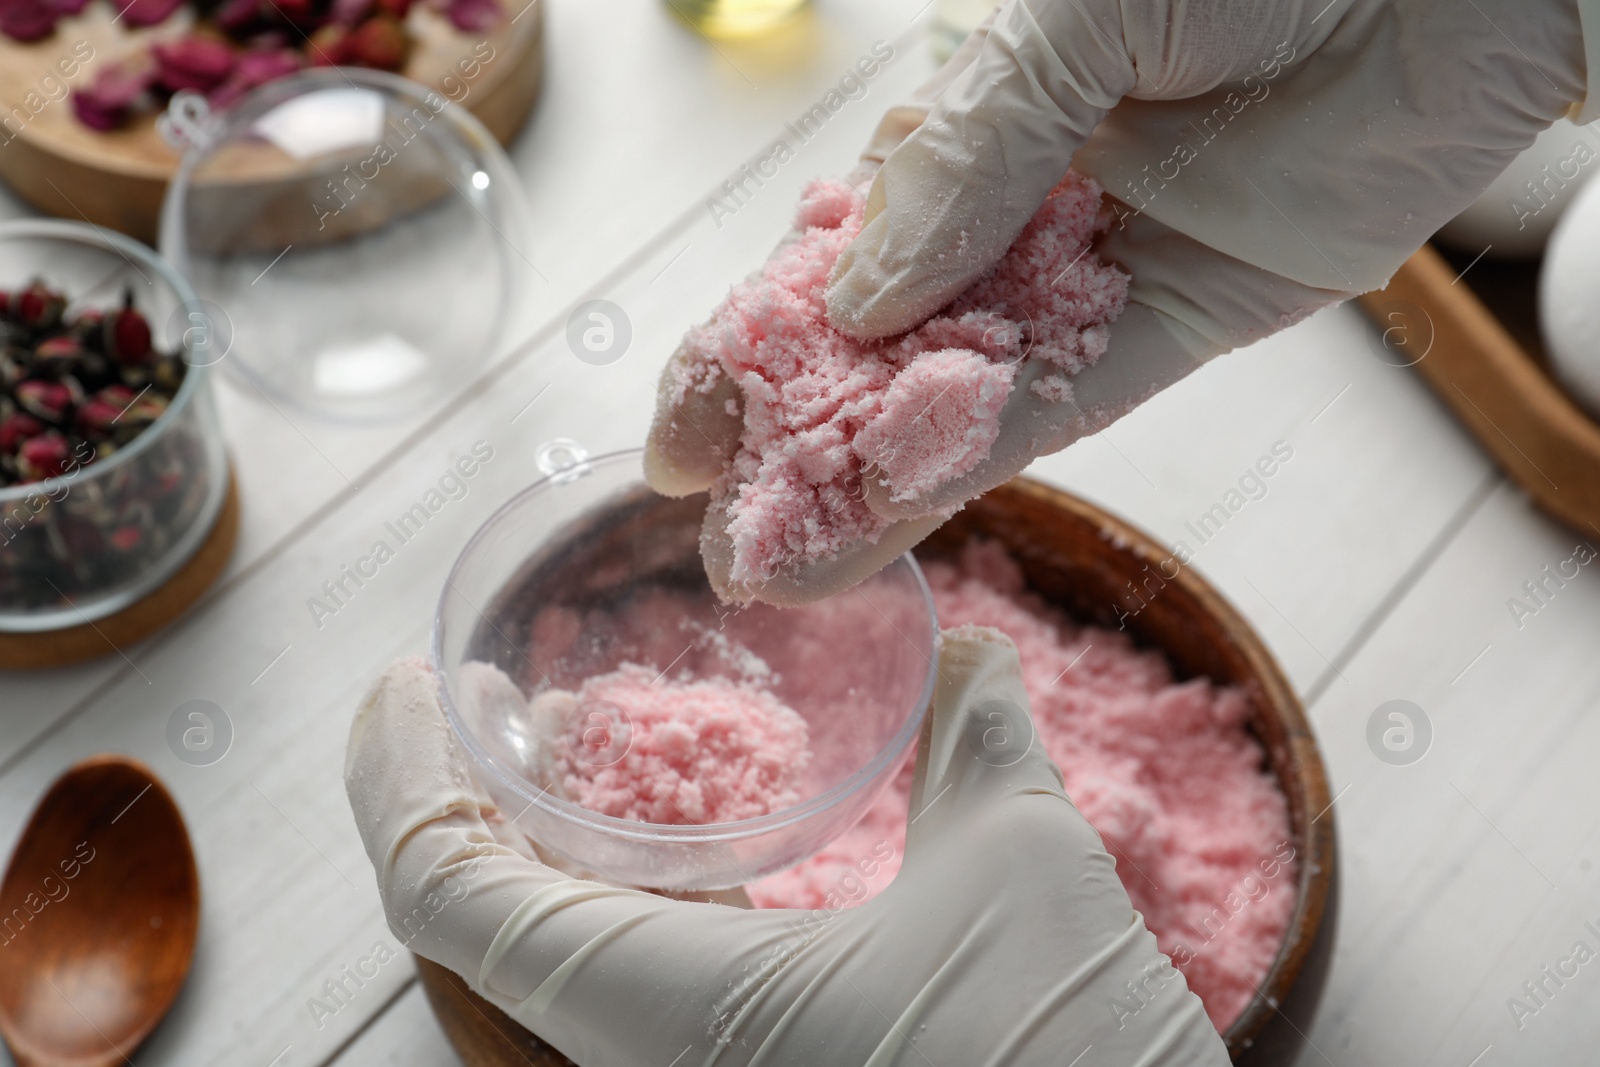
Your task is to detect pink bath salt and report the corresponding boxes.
[854,348,1015,502]
[748,540,1296,1032]
[556,664,812,825]
[676,172,1128,587]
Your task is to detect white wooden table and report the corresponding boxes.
[4,3,1598,1064]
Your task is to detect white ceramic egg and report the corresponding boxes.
[1540,176,1600,417]
[1437,118,1600,258]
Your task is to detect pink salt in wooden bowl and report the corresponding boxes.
[414,476,1335,1064]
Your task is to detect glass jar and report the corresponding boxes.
[0,220,228,632]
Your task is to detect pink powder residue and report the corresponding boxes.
[557,664,811,825]
[747,541,1298,1032]
[673,173,1128,586]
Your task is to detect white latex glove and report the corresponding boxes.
[648,0,1587,604]
[345,629,1229,1066]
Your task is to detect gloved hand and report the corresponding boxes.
[648,0,1586,604]
[345,627,1230,1066]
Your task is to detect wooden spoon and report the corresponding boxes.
[0,756,199,1067]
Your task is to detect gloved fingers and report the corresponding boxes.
[643,340,742,498]
[858,6,999,164]
[861,303,1202,521]
[345,660,572,974]
[862,208,1351,522]
[1095,195,1354,353]
[901,626,1085,846]
[826,0,1136,340]
[698,487,951,606]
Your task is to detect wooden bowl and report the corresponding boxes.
[0,0,543,244]
[415,476,1335,1063]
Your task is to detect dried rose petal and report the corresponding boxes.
[17,431,71,481]
[114,0,182,27]
[71,62,155,132]
[15,380,73,422]
[0,0,57,42]
[105,300,153,365]
[9,282,66,331]
[441,0,497,33]
[209,47,300,108]
[48,0,88,14]
[330,0,372,24]
[153,36,236,93]
[213,0,260,34]
[0,412,43,453]
[345,14,407,70]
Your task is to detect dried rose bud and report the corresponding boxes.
[345,15,407,71]
[271,0,316,26]
[108,525,144,553]
[0,411,43,454]
[9,281,66,331]
[153,36,236,94]
[442,0,498,33]
[104,296,153,365]
[115,391,168,436]
[71,62,155,131]
[373,0,411,20]
[76,384,134,440]
[15,379,73,423]
[68,307,104,336]
[71,351,115,391]
[49,0,89,14]
[305,23,350,65]
[150,353,186,393]
[0,0,59,42]
[33,335,86,376]
[0,347,24,388]
[17,431,71,482]
[118,0,183,27]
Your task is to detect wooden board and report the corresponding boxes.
[1358,244,1600,537]
[0,0,543,243]
[414,476,1334,1065]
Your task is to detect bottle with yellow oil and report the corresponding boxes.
[666,0,807,37]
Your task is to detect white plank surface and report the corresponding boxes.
[4,1,1598,1065]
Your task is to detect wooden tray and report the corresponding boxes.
[0,467,238,669]
[1358,243,1600,533]
[0,0,543,244]
[415,476,1335,1064]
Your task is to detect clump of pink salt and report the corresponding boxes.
[747,540,1298,1032]
[673,173,1128,586]
[555,664,811,825]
